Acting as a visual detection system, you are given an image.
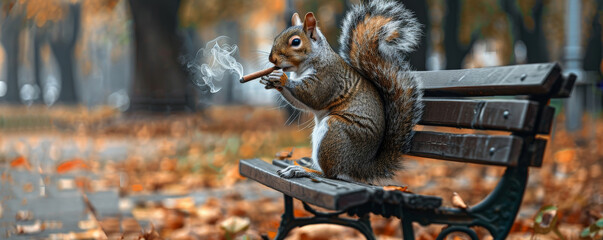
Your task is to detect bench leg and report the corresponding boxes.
[273,194,376,240]
[274,195,295,240]
[401,216,415,240]
[399,164,529,240]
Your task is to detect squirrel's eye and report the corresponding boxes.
[292,38,301,46]
[289,36,302,48]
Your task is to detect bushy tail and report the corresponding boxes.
[339,0,423,180]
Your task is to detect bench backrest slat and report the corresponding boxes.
[408,131,530,166]
[421,99,539,133]
[418,63,560,97]
[421,99,556,134]
[408,63,572,167]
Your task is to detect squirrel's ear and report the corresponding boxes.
[291,13,302,26]
[303,12,318,41]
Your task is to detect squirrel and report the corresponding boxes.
[260,0,423,182]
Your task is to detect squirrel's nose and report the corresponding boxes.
[269,51,277,64]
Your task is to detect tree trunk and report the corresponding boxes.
[583,9,602,72]
[1,13,21,103]
[33,26,43,104]
[49,3,81,104]
[128,0,192,112]
[52,47,77,102]
[400,0,429,70]
[522,0,548,63]
[443,0,477,69]
[500,0,548,64]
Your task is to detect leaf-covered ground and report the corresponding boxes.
[0,105,601,239]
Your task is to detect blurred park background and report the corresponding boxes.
[0,0,602,239]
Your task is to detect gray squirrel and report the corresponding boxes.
[260,0,423,182]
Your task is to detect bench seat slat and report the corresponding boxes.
[239,159,443,211]
[418,63,560,97]
[408,131,524,166]
[421,99,540,132]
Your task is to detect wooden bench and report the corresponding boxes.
[239,63,576,240]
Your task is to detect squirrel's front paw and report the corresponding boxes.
[277,165,313,178]
[260,70,287,91]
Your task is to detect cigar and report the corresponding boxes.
[239,66,280,83]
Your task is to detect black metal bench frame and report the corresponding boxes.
[239,63,576,240]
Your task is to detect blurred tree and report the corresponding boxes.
[583,0,603,74]
[500,0,549,63]
[128,0,192,112]
[400,0,429,70]
[294,0,345,50]
[443,0,479,69]
[48,3,81,104]
[33,25,42,104]
[441,0,513,69]
[0,1,22,103]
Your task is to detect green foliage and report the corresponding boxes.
[580,218,603,240]
[532,205,565,240]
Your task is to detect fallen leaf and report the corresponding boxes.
[16,220,43,234]
[220,216,250,237]
[131,184,143,192]
[57,178,76,190]
[22,183,33,193]
[275,148,295,160]
[196,206,222,224]
[10,156,31,170]
[15,210,33,221]
[162,197,194,210]
[78,219,97,230]
[56,159,89,174]
[554,149,575,163]
[451,192,468,209]
[139,224,162,240]
[383,185,410,192]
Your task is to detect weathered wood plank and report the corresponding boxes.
[417,63,561,97]
[271,159,443,210]
[421,99,539,132]
[239,159,370,210]
[408,131,524,166]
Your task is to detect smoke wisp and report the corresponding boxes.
[188,36,244,93]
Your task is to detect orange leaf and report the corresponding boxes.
[131,184,144,192]
[275,148,294,160]
[10,156,31,170]
[56,159,89,174]
[293,208,310,218]
[554,149,575,163]
[267,231,277,239]
[383,185,410,192]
